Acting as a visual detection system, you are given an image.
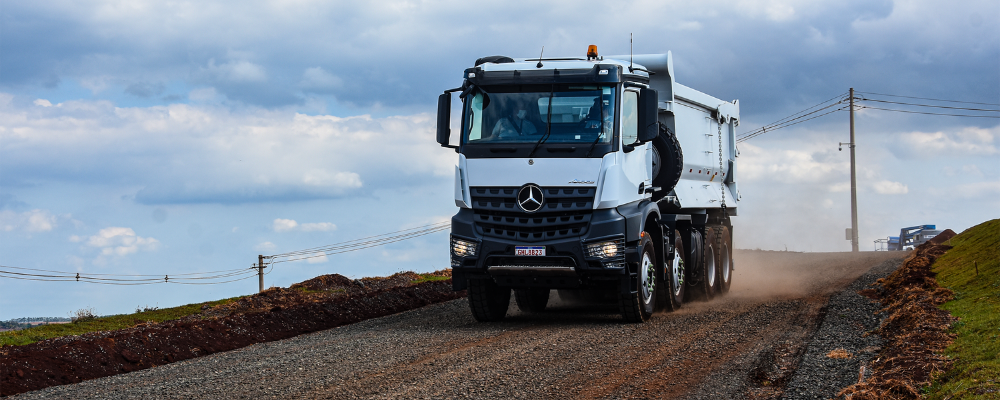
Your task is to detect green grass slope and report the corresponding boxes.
[928,219,1000,399]
[0,297,243,347]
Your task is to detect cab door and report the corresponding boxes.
[620,88,651,203]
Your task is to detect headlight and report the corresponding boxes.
[451,237,478,257]
[586,240,622,259]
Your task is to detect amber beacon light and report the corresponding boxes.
[587,45,598,60]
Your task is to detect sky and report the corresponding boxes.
[1,0,998,319]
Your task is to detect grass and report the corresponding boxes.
[926,219,1000,399]
[412,273,451,284]
[0,296,244,347]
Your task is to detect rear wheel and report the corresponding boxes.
[468,279,510,322]
[716,226,733,295]
[619,235,657,323]
[514,288,550,313]
[688,228,718,301]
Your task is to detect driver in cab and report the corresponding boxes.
[491,102,538,139]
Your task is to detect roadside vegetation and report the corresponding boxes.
[412,273,451,284]
[1,270,454,348]
[0,297,244,347]
[927,219,1000,398]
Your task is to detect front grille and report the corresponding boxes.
[470,186,595,242]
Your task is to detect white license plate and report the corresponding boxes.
[515,246,545,256]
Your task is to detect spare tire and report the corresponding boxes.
[652,124,683,201]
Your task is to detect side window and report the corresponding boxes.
[622,90,638,145]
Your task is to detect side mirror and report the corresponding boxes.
[638,88,658,143]
[436,93,452,147]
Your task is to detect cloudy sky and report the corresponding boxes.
[1,0,997,319]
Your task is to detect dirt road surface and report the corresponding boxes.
[12,251,902,399]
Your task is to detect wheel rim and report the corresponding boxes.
[671,249,684,296]
[640,251,655,305]
[721,243,731,283]
[706,244,716,287]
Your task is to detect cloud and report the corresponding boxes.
[255,241,277,252]
[124,82,165,98]
[299,67,343,93]
[9,0,993,111]
[891,126,1000,159]
[199,59,267,83]
[0,209,59,232]
[34,99,52,107]
[872,180,908,194]
[273,218,337,232]
[273,219,298,232]
[0,99,451,204]
[73,227,159,257]
[306,253,329,264]
[738,142,849,184]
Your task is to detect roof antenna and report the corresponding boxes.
[537,46,544,68]
[629,33,634,72]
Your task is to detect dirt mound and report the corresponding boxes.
[289,273,357,292]
[927,229,956,245]
[837,240,957,399]
[0,271,464,397]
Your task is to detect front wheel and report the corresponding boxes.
[619,235,657,323]
[659,230,686,311]
[468,279,510,322]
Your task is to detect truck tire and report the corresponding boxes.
[619,235,657,323]
[468,279,510,322]
[658,229,685,311]
[688,228,718,301]
[514,288,550,313]
[651,125,683,201]
[716,226,733,295]
[683,229,703,302]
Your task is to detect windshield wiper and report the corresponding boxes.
[527,85,555,159]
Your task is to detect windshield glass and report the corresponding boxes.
[463,85,615,145]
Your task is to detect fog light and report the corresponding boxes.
[451,237,477,258]
[586,240,621,259]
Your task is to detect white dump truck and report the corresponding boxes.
[436,46,740,322]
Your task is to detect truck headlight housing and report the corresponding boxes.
[586,239,623,259]
[451,236,478,258]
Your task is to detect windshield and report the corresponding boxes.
[463,85,615,145]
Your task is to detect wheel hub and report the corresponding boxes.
[671,249,684,296]
[640,252,655,304]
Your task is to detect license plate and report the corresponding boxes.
[515,246,545,256]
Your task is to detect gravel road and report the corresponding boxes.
[11,250,902,399]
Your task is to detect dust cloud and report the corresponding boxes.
[728,250,903,301]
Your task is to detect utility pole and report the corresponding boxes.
[849,88,859,252]
[258,254,265,293]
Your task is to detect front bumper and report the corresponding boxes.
[450,207,630,290]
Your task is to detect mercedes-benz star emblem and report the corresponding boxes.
[517,184,544,213]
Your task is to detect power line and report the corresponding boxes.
[270,222,450,258]
[855,90,1000,106]
[857,97,1000,113]
[858,105,1000,118]
[268,222,450,264]
[0,264,250,277]
[0,265,260,285]
[737,104,851,143]
[737,92,849,142]
[736,90,998,144]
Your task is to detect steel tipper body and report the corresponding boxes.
[436,48,740,322]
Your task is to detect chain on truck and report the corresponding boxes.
[436,45,740,323]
